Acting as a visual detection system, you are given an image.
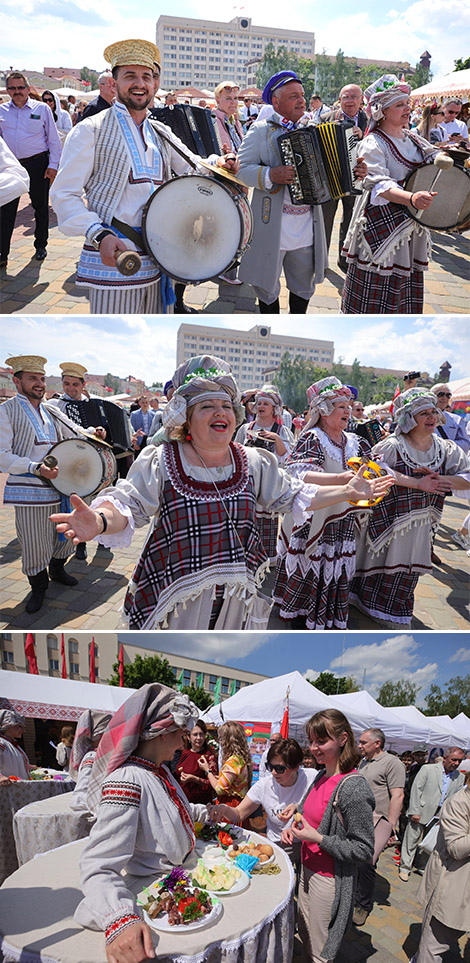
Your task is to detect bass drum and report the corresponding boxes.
[46,438,117,498]
[404,164,470,230]
[142,175,253,283]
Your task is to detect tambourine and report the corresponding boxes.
[347,456,389,507]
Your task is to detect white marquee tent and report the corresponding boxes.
[327,691,425,751]
[392,705,468,750]
[410,69,470,102]
[0,670,135,721]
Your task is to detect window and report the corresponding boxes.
[49,659,59,671]
[221,676,229,694]
[70,662,79,675]
[3,651,14,664]
[183,669,191,686]
[69,640,79,654]
[209,674,217,691]
[47,634,58,649]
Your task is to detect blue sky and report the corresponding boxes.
[120,631,470,708]
[3,315,469,388]
[1,0,466,83]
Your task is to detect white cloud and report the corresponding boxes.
[329,634,439,696]
[133,631,277,665]
[449,648,470,663]
[303,668,320,682]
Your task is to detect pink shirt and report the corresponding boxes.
[302,771,357,876]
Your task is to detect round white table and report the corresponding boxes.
[0,834,294,963]
[13,791,95,865]
[0,779,73,885]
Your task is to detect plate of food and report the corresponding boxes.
[191,856,250,895]
[138,872,222,932]
[194,822,242,845]
[225,840,275,868]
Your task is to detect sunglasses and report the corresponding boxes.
[437,392,452,398]
[266,762,287,774]
[7,85,27,91]
[43,97,54,103]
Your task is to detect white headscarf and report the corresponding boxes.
[364,74,411,131]
[393,388,445,435]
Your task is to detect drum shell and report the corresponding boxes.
[141,174,253,284]
[45,439,117,498]
[404,164,470,230]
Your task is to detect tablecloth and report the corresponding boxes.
[0,833,294,963]
[0,780,73,885]
[13,791,94,865]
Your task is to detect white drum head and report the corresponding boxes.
[143,176,242,281]
[406,166,470,229]
[51,440,104,497]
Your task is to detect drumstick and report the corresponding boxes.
[414,153,453,220]
[114,250,142,276]
[42,455,58,469]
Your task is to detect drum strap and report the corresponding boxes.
[111,217,145,249]
[148,121,199,172]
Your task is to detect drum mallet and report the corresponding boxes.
[415,152,453,220]
[42,454,58,469]
[114,250,142,276]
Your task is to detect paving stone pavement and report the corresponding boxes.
[0,491,468,631]
[0,194,468,315]
[292,846,470,962]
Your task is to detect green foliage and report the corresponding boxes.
[310,671,359,695]
[454,58,470,72]
[80,66,99,88]
[273,353,401,412]
[109,653,175,688]
[149,381,163,390]
[180,684,213,711]
[103,372,121,393]
[409,62,433,90]
[424,675,470,717]
[377,679,420,707]
[256,43,315,102]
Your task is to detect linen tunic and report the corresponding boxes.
[70,751,96,812]
[273,428,370,629]
[0,738,30,779]
[92,440,316,630]
[350,434,470,624]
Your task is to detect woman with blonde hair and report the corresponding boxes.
[198,720,252,810]
[417,104,445,143]
[281,709,375,962]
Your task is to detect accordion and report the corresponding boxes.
[278,122,362,205]
[150,104,222,158]
[62,399,133,457]
[352,420,384,446]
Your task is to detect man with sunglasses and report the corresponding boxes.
[438,99,469,146]
[430,384,470,452]
[0,72,62,269]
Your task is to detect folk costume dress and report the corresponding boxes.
[349,434,470,625]
[235,420,294,563]
[0,738,30,779]
[341,128,436,314]
[273,427,371,630]
[91,439,316,630]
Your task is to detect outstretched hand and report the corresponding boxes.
[347,463,394,503]
[49,494,102,544]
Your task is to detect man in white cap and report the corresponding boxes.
[48,362,107,560]
[431,383,470,453]
[0,355,92,612]
[50,38,239,314]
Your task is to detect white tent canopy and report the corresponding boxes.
[0,669,135,721]
[410,69,470,101]
[327,691,425,750]
[393,705,468,750]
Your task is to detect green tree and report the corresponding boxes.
[180,684,213,711]
[377,679,420,707]
[409,62,433,90]
[103,372,120,394]
[310,671,359,695]
[424,675,470,717]
[149,381,163,391]
[454,57,470,71]
[256,44,316,102]
[80,66,99,89]
[273,352,330,411]
[108,653,175,688]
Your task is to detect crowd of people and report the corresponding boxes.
[1,37,468,313]
[2,351,468,626]
[2,690,470,963]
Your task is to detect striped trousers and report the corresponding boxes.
[88,280,169,314]
[15,504,74,576]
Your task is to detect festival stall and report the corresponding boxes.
[329,690,425,751]
[392,704,468,750]
[410,69,470,103]
[0,669,135,721]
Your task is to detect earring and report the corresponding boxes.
[186,431,192,441]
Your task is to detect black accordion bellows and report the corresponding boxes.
[279,122,362,205]
[62,399,133,455]
[151,104,222,158]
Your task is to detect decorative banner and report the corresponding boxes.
[61,634,67,679]
[238,721,272,783]
[24,633,39,675]
[119,644,124,687]
[89,638,96,684]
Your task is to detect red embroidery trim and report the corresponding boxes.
[164,440,249,501]
[105,914,141,944]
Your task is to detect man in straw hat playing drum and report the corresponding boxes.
[50,38,239,314]
[0,355,100,613]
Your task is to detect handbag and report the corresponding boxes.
[418,819,440,854]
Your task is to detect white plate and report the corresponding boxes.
[225,843,275,868]
[143,894,222,932]
[191,864,250,896]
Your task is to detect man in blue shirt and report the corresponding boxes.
[0,71,62,268]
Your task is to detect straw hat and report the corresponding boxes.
[5,355,47,375]
[59,362,88,379]
[104,39,161,72]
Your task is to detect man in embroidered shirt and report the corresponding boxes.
[0,355,84,613]
[0,71,62,268]
[50,38,239,315]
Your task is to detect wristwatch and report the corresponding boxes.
[90,227,117,251]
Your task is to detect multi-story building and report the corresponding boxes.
[177,323,334,391]
[156,15,315,92]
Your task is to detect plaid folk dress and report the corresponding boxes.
[350,435,470,624]
[273,427,371,630]
[235,420,294,564]
[91,440,312,630]
[341,129,436,314]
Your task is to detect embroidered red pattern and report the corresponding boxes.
[101,781,141,807]
[105,913,141,944]
[164,440,249,501]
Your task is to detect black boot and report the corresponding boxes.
[49,557,78,586]
[25,569,49,613]
[75,542,87,560]
[289,292,309,313]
